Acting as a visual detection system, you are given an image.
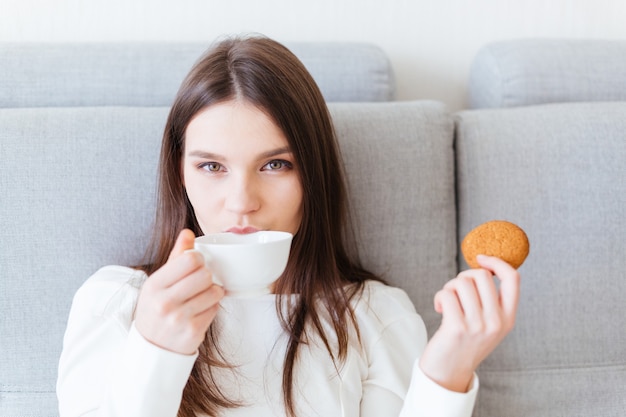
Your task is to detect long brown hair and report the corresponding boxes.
[141,35,380,417]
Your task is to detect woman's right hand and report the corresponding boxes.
[134,229,225,355]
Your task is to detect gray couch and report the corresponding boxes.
[1,40,624,416]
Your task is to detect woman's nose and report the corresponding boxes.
[224,173,261,214]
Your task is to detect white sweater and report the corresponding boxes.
[57,265,477,417]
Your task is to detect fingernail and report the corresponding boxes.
[476,254,488,262]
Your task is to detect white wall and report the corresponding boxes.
[2,0,626,110]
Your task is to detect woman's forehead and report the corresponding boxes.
[184,100,290,156]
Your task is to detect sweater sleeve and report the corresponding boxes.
[399,362,478,417]
[57,267,197,417]
[358,283,478,417]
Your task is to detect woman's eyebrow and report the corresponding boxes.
[186,146,292,160]
[259,146,292,159]
[187,150,222,159]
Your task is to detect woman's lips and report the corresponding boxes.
[225,226,260,234]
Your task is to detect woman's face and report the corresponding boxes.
[182,100,303,236]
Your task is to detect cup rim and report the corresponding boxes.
[195,230,293,246]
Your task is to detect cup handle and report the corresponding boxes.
[183,248,224,287]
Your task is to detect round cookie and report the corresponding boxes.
[461,220,529,269]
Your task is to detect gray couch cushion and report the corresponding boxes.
[0,107,168,415]
[332,101,457,336]
[0,42,394,108]
[1,101,455,415]
[469,39,626,108]
[455,102,626,416]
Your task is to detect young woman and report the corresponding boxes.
[57,35,520,417]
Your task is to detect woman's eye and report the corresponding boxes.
[200,162,222,172]
[264,160,292,170]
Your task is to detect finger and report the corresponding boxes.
[191,302,222,333]
[448,276,484,321]
[149,249,205,290]
[477,255,521,319]
[186,285,225,317]
[456,268,500,315]
[167,266,215,303]
[168,229,196,261]
[434,288,465,323]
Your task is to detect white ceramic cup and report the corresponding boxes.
[191,231,293,297]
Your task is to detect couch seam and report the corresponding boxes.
[479,363,626,374]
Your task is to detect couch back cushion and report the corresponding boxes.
[0,107,167,415]
[469,39,626,108]
[0,42,394,108]
[0,101,456,415]
[455,102,626,416]
[332,101,457,334]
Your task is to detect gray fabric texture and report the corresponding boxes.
[456,102,626,417]
[331,101,457,336]
[0,107,168,415]
[1,101,454,415]
[469,39,626,108]
[476,366,626,416]
[0,42,394,108]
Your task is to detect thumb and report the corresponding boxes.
[168,229,196,261]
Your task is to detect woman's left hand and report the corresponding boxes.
[419,255,521,392]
